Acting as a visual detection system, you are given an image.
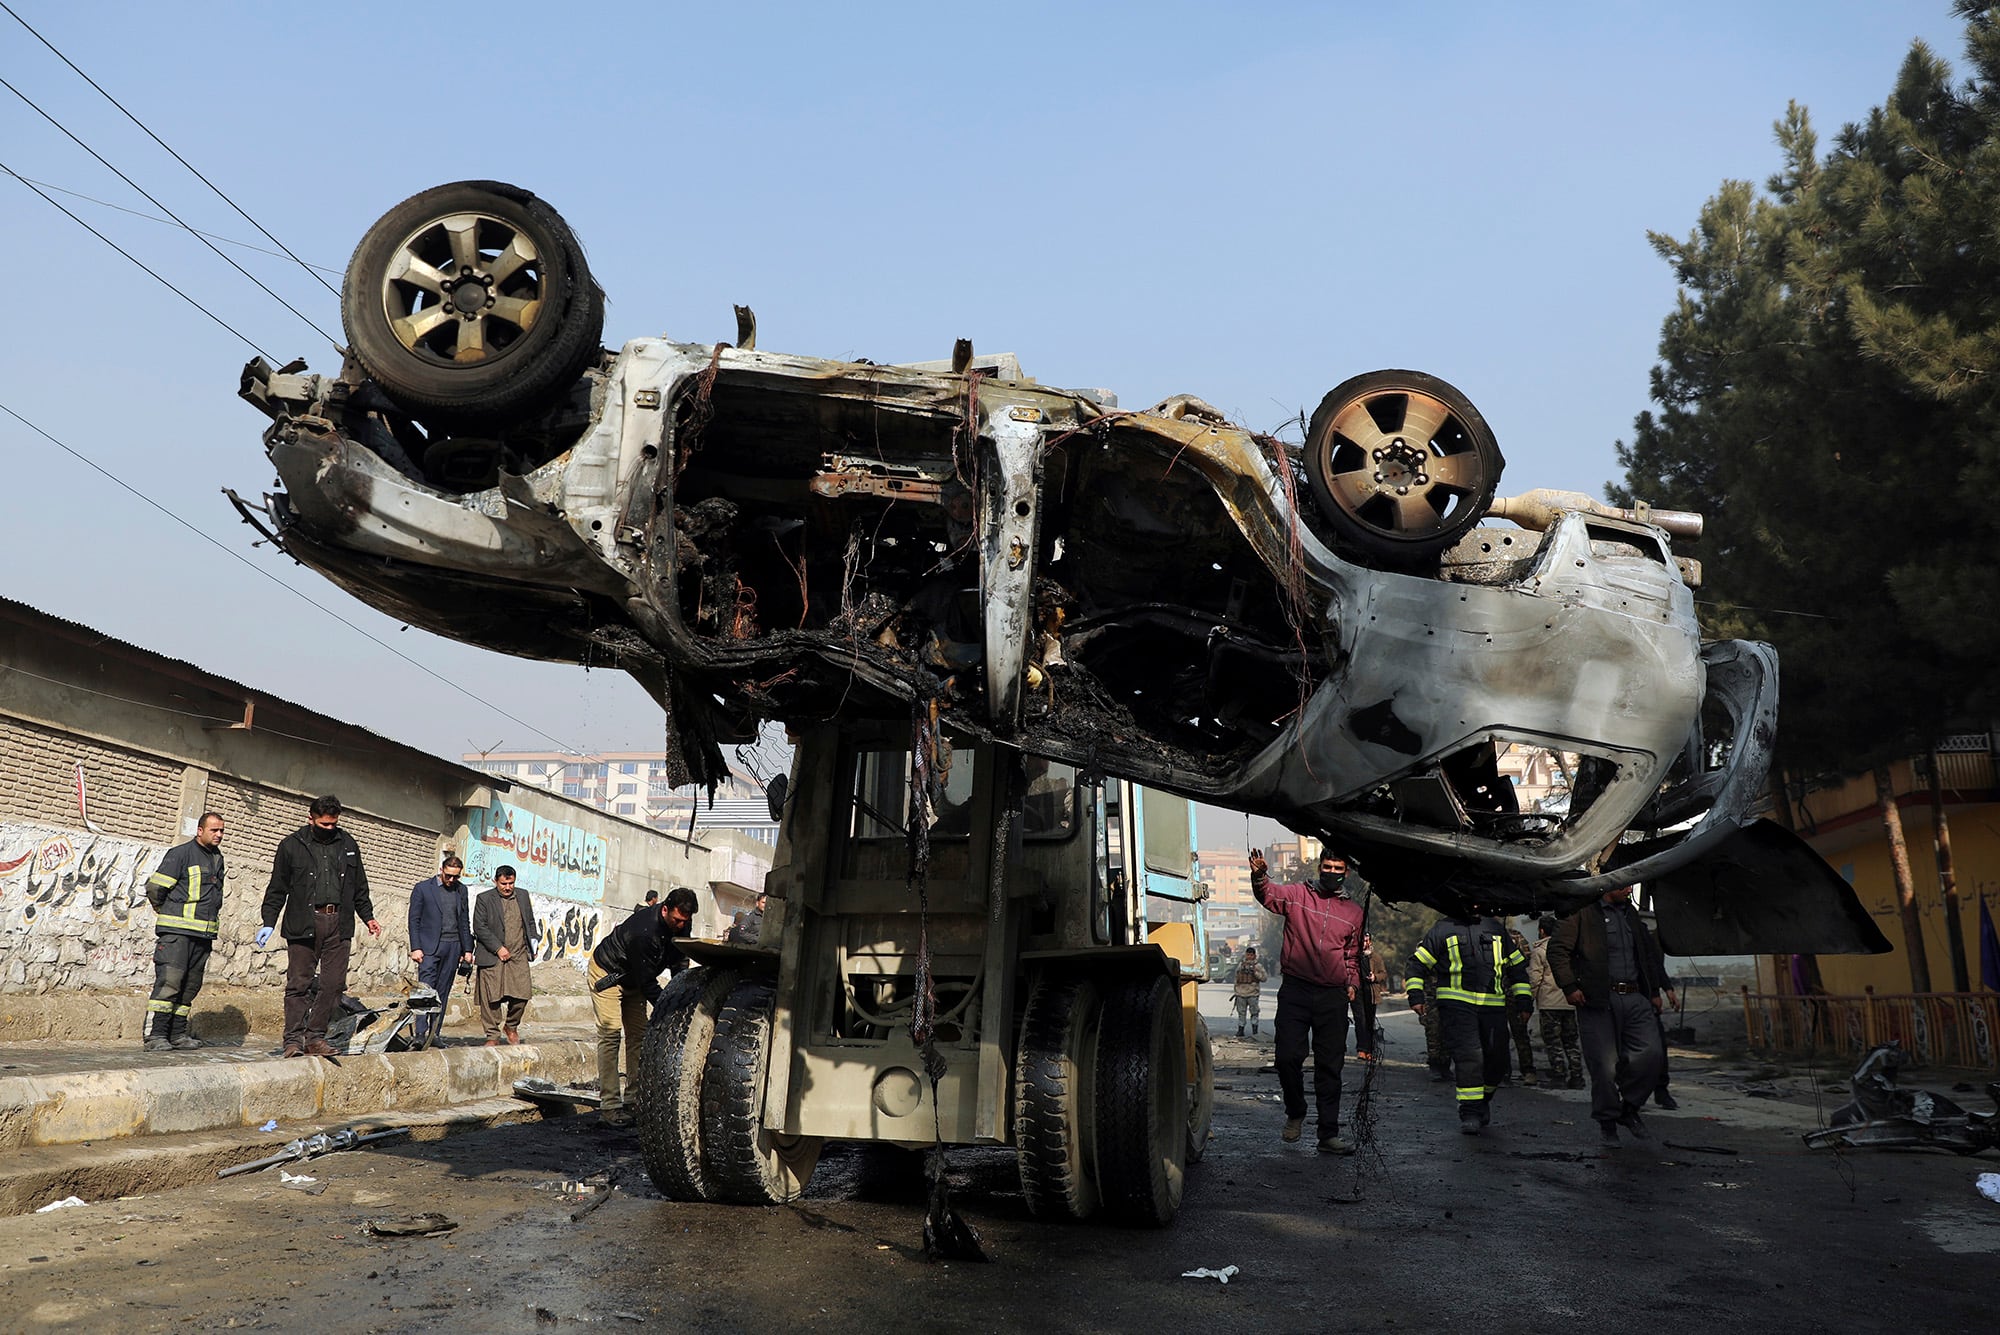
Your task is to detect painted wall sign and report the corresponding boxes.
[464,800,606,904]
[0,822,163,931]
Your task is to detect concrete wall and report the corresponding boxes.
[0,601,770,1008]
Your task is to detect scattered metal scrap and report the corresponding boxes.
[366,1213,458,1237]
[217,1126,410,1178]
[513,1076,604,1114]
[327,987,442,1054]
[1803,1042,2000,1156]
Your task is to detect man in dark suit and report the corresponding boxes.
[407,853,473,1044]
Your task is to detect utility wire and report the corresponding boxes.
[1,74,340,348]
[0,0,340,299]
[1,159,272,359]
[10,175,342,273]
[0,398,587,756]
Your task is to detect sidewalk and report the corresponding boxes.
[0,992,606,1216]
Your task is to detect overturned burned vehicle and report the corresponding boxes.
[235,180,1879,949]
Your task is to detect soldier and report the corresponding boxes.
[142,812,226,1052]
[1528,915,1584,1088]
[1231,945,1268,1037]
[1504,923,1539,1085]
[1407,907,1532,1135]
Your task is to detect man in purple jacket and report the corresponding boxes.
[1250,847,1364,1155]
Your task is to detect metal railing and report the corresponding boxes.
[1741,986,2000,1069]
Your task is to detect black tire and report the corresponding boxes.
[636,965,737,1202]
[699,977,822,1204]
[340,179,605,424]
[1013,974,1103,1221]
[1303,369,1503,567]
[1185,1011,1214,1164]
[1094,974,1188,1227]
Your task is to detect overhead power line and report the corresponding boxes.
[0,398,587,756]
[1,159,272,358]
[12,175,342,274]
[0,74,339,349]
[0,0,340,300]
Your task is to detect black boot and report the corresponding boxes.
[168,1014,204,1050]
[144,1012,173,1053]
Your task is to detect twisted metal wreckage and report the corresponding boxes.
[232,179,1882,955]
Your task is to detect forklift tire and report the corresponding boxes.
[700,976,822,1204]
[1014,974,1103,1221]
[636,965,738,1202]
[1186,1012,1215,1164]
[1094,974,1188,1227]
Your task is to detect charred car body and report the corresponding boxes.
[235,180,1879,952]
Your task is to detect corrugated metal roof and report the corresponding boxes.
[1,594,507,793]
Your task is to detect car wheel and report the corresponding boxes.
[636,965,737,1202]
[1304,369,1503,566]
[340,179,604,424]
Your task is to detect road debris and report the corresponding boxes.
[218,1126,410,1178]
[279,1171,326,1196]
[1182,1265,1240,1284]
[366,1213,458,1238]
[35,1196,87,1212]
[514,1077,603,1113]
[1978,1173,2000,1205]
[1664,1141,1740,1156]
[1803,1043,2000,1156]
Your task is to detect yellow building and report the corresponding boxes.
[1762,739,2000,998]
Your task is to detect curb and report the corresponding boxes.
[0,1038,595,1150]
[0,1095,553,1218]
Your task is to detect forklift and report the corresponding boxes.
[636,722,1215,1225]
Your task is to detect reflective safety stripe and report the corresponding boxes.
[1437,987,1507,1006]
[1413,946,1437,968]
[173,1004,192,1016]
[146,999,175,1013]
[148,872,177,889]
[155,911,218,934]
[1456,1085,1485,1102]
[187,867,201,896]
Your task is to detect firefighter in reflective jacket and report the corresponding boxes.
[1406,909,1532,1135]
[143,812,226,1052]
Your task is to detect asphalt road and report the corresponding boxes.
[5,985,1994,1333]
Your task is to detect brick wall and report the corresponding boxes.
[0,716,181,842]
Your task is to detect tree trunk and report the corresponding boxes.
[1875,765,1932,994]
[1766,767,1799,993]
[1926,753,1969,993]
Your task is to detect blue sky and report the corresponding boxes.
[0,1,1970,843]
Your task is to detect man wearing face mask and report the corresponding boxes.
[1249,848,1364,1155]
[257,795,380,1058]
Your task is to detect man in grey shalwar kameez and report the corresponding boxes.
[472,866,536,1044]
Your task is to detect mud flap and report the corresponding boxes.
[1649,819,1891,955]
